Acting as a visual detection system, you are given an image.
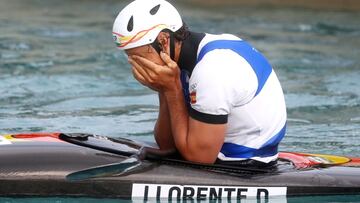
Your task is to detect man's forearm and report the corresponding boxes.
[163,82,190,154]
[154,92,176,150]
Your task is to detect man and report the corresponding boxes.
[112,0,287,167]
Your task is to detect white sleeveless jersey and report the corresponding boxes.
[185,34,287,163]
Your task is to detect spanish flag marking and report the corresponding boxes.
[190,91,197,104]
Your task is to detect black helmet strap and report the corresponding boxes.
[169,32,175,61]
[150,39,162,55]
[150,31,176,61]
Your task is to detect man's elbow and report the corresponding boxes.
[155,138,176,151]
[179,147,218,164]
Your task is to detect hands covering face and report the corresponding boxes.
[128,52,181,93]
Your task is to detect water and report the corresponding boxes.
[0,0,360,202]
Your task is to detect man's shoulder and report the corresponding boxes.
[197,33,242,54]
[193,33,253,76]
[196,33,249,67]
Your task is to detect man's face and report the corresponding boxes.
[125,45,165,66]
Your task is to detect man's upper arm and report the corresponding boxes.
[184,116,226,164]
[182,50,241,163]
[182,50,258,163]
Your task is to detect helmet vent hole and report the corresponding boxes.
[150,4,160,15]
[127,16,134,32]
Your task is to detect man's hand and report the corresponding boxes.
[128,52,181,92]
[129,51,226,164]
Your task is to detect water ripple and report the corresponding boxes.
[315,22,360,35]
[0,40,32,51]
[27,28,85,38]
[41,95,158,112]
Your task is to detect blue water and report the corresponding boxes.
[0,0,360,202]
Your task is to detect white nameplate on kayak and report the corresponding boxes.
[0,135,11,145]
[132,183,287,200]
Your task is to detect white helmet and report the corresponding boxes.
[112,0,183,50]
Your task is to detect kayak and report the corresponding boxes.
[0,132,359,200]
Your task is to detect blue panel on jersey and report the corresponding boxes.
[220,124,286,159]
[197,40,272,97]
[180,69,190,106]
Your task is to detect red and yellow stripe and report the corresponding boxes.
[113,24,168,48]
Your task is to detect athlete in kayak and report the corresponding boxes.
[112,0,287,166]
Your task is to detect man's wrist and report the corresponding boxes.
[163,79,183,95]
[163,85,184,106]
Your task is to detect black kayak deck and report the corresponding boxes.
[0,132,359,199]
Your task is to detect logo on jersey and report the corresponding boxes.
[190,91,196,104]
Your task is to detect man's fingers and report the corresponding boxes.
[132,66,148,86]
[132,66,159,92]
[129,58,152,79]
[160,52,171,63]
[160,52,177,69]
[132,55,160,72]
